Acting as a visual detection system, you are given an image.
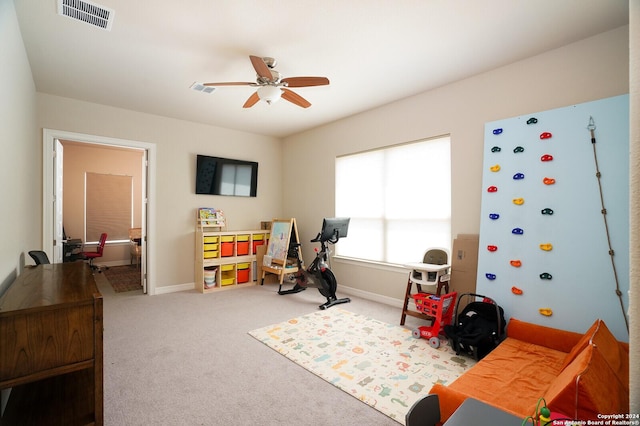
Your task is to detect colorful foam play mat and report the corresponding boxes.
[248,308,476,424]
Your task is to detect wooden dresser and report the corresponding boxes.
[0,262,103,425]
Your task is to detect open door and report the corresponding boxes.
[53,139,64,263]
[141,149,148,293]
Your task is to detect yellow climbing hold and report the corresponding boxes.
[539,308,553,316]
[539,243,553,251]
[490,164,501,172]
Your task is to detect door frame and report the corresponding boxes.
[42,128,157,295]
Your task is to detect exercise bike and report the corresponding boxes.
[279,218,351,310]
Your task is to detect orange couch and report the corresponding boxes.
[429,318,629,423]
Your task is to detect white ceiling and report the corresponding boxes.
[14,0,629,138]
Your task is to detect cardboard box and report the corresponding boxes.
[450,234,479,299]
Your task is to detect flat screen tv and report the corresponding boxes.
[196,154,258,197]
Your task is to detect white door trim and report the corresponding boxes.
[42,128,158,295]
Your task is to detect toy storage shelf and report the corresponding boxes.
[195,227,269,293]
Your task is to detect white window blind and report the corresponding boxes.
[85,172,132,242]
[335,136,451,264]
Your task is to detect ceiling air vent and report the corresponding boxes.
[190,83,216,94]
[57,0,115,31]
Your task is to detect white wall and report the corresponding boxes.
[0,0,39,293]
[628,0,639,415]
[282,26,629,304]
[36,94,283,290]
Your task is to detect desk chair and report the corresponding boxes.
[129,228,142,268]
[82,233,107,272]
[28,250,50,265]
[406,394,440,426]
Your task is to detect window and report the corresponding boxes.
[335,136,451,264]
[85,172,133,243]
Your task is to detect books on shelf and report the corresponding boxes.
[198,208,225,227]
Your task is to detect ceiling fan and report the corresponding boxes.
[204,55,329,108]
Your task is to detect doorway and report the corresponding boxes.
[42,129,157,295]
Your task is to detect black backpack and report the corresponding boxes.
[444,294,505,360]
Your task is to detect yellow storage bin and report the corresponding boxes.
[252,234,264,241]
[237,234,250,242]
[221,278,235,286]
[203,243,218,251]
[203,236,218,243]
[237,262,250,269]
[203,251,218,258]
[220,264,235,272]
[220,235,235,242]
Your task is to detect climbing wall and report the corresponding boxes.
[477,94,629,341]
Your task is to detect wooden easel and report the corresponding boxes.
[260,218,302,287]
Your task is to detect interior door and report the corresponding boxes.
[141,149,148,293]
[53,139,64,263]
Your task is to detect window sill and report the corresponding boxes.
[332,256,407,273]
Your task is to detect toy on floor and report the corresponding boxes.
[411,291,457,348]
[280,217,351,310]
[521,398,570,426]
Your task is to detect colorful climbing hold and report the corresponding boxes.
[487,186,498,193]
[489,213,500,220]
[487,245,498,252]
[491,146,501,153]
[526,117,538,125]
[510,260,522,267]
[513,198,524,205]
[490,164,501,172]
[511,286,523,295]
[511,227,524,235]
[539,243,553,251]
[539,308,553,316]
[539,272,553,280]
[485,273,496,280]
[543,177,556,185]
[540,154,553,162]
[493,128,503,135]
[541,208,554,215]
[513,173,525,180]
[513,146,525,153]
[540,132,552,140]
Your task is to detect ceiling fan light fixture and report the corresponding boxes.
[257,85,282,104]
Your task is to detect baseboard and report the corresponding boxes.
[338,285,404,309]
[154,282,195,295]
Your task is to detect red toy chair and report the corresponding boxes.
[82,233,107,271]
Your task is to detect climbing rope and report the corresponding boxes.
[588,116,629,333]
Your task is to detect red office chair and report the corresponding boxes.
[82,233,107,272]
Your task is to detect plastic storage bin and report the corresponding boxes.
[220,264,235,286]
[220,236,235,257]
[236,235,250,256]
[252,234,264,254]
[237,262,250,283]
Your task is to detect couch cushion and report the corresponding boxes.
[560,320,628,388]
[507,318,583,353]
[546,344,628,420]
[447,337,566,417]
[560,320,599,370]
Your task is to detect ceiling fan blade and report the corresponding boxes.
[249,55,272,80]
[281,77,330,88]
[203,82,254,87]
[281,88,311,108]
[242,92,260,108]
